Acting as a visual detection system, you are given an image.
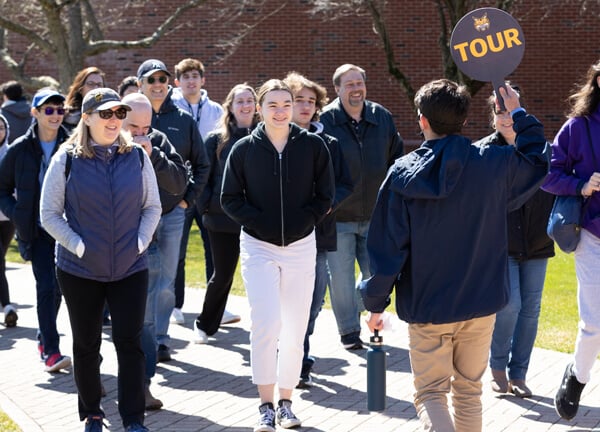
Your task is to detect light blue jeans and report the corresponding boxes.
[327,221,371,336]
[153,206,186,347]
[302,250,329,369]
[142,241,160,381]
[490,256,548,380]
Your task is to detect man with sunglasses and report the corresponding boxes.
[0,88,71,372]
[136,59,210,363]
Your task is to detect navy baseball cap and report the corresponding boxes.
[82,88,131,114]
[137,59,171,80]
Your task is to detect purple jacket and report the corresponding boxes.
[542,107,600,238]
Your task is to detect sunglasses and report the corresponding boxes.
[147,75,168,84]
[96,108,127,120]
[42,107,65,116]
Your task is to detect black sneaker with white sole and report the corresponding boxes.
[555,362,586,420]
[254,402,275,432]
[341,331,364,350]
[276,399,302,429]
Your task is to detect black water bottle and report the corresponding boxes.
[366,329,386,411]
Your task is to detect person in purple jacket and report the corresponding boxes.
[542,59,600,421]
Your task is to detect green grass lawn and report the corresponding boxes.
[0,411,21,432]
[6,227,580,353]
[179,226,579,353]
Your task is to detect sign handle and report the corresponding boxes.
[493,78,507,112]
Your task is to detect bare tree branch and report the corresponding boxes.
[85,0,210,55]
[0,16,52,52]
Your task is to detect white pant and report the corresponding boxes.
[573,229,600,383]
[240,230,316,389]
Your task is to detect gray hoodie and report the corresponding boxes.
[0,99,32,143]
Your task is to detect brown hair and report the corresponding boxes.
[174,58,205,80]
[65,67,105,111]
[256,79,293,106]
[566,59,600,118]
[283,72,329,122]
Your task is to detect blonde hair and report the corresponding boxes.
[63,118,134,159]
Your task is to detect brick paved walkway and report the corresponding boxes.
[1,263,600,431]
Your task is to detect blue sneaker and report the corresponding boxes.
[125,423,149,432]
[84,415,105,432]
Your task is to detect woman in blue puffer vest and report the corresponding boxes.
[40,88,161,432]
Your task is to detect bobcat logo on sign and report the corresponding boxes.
[473,13,490,32]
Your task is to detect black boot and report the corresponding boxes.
[555,362,586,420]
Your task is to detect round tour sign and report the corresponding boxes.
[450,7,525,102]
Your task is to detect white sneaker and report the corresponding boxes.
[170,307,185,325]
[193,322,208,344]
[221,309,241,325]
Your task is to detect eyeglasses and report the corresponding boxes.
[84,81,103,88]
[96,108,127,120]
[42,107,65,116]
[147,75,168,84]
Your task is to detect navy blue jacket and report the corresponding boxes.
[360,111,550,324]
[151,87,209,207]
[221,122,334,247]
[0,123,69,242]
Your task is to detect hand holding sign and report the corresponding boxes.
[450,8,525,110]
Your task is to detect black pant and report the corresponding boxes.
[196,229,239,335]
[0,220,15,306]
[57,268,147,427]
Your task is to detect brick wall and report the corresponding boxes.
[1,1,597,151]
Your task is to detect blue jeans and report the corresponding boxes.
[302,251,329,370]
[490,257,548,380]
[141,241,160,381]
[327,221,371,336]
[153,206,185,347]
[31,231,62,356]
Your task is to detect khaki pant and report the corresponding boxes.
[408,314,495,432]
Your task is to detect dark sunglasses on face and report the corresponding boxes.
[146,75,168,84]
[96,108,127,120]
[42,107,65,116]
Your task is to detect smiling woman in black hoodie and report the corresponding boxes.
[221,79,334,432]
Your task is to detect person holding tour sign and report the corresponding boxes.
[361,8,550,432]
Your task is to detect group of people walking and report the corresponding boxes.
[0,55,599,432]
